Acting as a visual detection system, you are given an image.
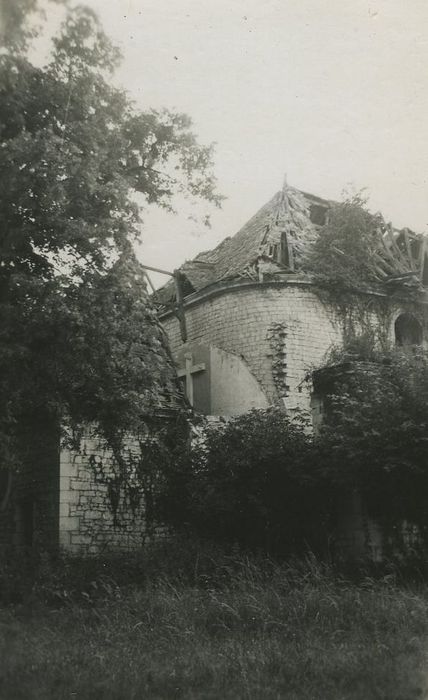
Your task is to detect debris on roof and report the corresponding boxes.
[373,225,428,288]
[153,179,428,307]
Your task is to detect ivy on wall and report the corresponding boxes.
[86,416,190,534]
[302,192,428,358]
[267,322,289,401]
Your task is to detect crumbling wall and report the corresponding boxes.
[162,282,341,413]
[162,281,424,416]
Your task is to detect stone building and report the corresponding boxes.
[2,181,427,556]
[155,181,428,558]
[156,182,428,420]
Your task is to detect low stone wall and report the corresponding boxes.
[59,433,154,555]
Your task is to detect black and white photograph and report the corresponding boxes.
[1,1,428,698]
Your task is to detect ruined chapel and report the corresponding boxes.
[2,180,428,556]
[156,181,428,420]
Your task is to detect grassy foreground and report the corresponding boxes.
[0,543,428,699]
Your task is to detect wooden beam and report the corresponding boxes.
[378,232,406,272]
[142,269,157,294]
[384,227,411,272]
[402,229,417,271]
[371,261,389,279]
[140,263,174,277]
[173,270,187,342]
[372,250,398,275]
[419,238,427,282]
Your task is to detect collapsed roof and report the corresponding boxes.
[154,182,428,307]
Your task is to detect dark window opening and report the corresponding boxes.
[268,243,278,259]
[394,313,423,348]
[174,274,194,301]
[309,203,328,226]
[280,231,290,267]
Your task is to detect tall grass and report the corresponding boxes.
[0,541,427,699]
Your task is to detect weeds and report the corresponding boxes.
[0,540,427,699]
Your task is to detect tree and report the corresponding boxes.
[0,2,221,475]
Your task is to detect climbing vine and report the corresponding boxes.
[314,287,394,363]
[87,415,190,533]
[267,322,288,400]
[303,192,427,357]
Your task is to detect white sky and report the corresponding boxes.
[44,0,428,286]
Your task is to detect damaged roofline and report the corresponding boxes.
[158,275,427,322]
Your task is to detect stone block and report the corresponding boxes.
[59,489,79,504]
[82,511,101,521]
[59,515,80,532]
[59,530,72,547]
[70,532,91,545]
[59,476,72,492]
[70,478,88,490]
[59,502,70,518]
[59,449,73,465]
[60,461,79,478]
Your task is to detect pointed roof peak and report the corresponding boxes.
[154,183,333,306]
[282,173,288,192]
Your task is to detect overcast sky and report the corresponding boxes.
[47,0,428,286]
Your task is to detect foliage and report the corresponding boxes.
[0,544,427,700]
[0,0,45,50]
[0,2,221,472]
[157,408,332,557]
[314,347,428,554]
[304,193,385,290]
[157,349,428,562]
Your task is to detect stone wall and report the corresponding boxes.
[162,280,426,415]
[163,281,343,413]
[162,280,428,561]
[59,433,153,555]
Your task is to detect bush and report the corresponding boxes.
[157,408,331,557]
[156,349,428,564]
[314,347,428,556]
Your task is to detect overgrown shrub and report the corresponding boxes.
[314,347,428,556]
[304,193,385,290]
[157,408,331,557]
[155,349,428,563]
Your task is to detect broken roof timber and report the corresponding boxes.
[153,182,428,308]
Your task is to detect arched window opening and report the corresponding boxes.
[394,313,423,348]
